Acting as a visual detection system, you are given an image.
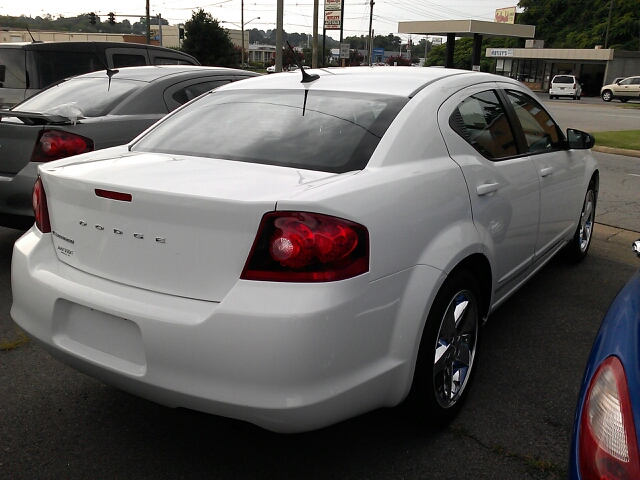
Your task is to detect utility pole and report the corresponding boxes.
[312,0,318,68]
[241,0,245,68]
[146,0,151,45]
[158,14,162,46]
[368,0,374,65]
[604,0,614,49]
[276,0,283,72]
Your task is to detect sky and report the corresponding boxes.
[0,1,519,41]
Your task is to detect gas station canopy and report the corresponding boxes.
[397,19,535,69]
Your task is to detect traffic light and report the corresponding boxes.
[89,12,96,25]
[179,27,185,40]
[108,12,115,25]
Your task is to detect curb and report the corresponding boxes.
[592,146,640,158]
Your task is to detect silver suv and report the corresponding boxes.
[0,41,199,108]
[601,76,640,102]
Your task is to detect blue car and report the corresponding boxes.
[570,239,640,479]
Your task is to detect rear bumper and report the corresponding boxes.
[11,228,444,432]
[549,87,579,96]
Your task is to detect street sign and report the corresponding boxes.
[340,43,350,59]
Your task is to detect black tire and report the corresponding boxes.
[564,181,597,263]
[410,269,481,428]
[601,90,612,102]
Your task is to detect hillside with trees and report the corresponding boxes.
[517,0,640,50]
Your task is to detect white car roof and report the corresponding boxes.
[221,66,486,98]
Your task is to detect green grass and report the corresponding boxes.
[593,130,640,151]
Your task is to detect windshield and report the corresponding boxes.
[132,89,408,173]
[13,77,144,117]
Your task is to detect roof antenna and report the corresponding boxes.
[26,26,42,43]
[92,42,119,90]
[286,41,319,83]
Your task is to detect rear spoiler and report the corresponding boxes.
[0,111,73,125]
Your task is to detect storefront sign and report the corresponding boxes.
[490,48,514,57]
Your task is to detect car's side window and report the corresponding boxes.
[171,80,231,106]
[619,78,633,86]
[449,90,518,160]
[112,54,148,68]
[506,90,563,154]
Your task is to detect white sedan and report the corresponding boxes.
[11,67,599,433]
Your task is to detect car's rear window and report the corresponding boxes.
[29,51,105,89]
[0,49,27,88]
[553,76,575,84]
[13,77,145,117]
[131,90,408,173]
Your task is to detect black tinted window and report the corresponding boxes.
[553,76,575,84]
[154,57,194,65]
[14,77,144,117]
[0,49,26,88]
[112,54,147,68]
[506,90,564,153]
[450,90,517,160]
[170,80,230,105]
[31,51,104,88]
[132,90,407,173]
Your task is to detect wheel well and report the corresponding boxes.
[450,254,492,319]
[590,171,600,202]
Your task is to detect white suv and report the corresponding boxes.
[549,75,582,100]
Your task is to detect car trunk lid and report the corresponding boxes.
[41,151,342,302]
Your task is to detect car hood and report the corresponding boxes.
[40,148,352,301]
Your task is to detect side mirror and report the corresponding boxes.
[633,239,640,258]
[567,128,595,150]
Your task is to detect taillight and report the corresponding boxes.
[241,212,369,282]
[30,130,94,162]
[32,176,51,233]
[579,356,640,480]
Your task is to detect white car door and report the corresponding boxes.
[503,89,586,261]
[439,84,541,304]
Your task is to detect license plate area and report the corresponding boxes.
[53,300,146,376]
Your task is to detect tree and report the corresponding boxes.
[518,0,639,50]
[181,9,237,66]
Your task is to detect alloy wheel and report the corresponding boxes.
[433,290,478,408]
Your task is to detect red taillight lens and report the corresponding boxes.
[30,130,94,162]
[241,212,369,282]
[579,356,640,480]
[32,177,51,233]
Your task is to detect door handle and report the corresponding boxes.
[540,166,555,177]
[476,182,500,196]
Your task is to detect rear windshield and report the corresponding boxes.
[29,51,105,89]
[131,90,408,173]
[13,77,144,117]
[553,76,575,84]
[0,49,27,88]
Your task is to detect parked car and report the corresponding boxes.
[549,74,582,100]
[569,239,640,480]
[11,67,599,433]
[0,41,200,108]
[601,75,640,102]
[0,65,258,229]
